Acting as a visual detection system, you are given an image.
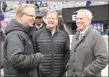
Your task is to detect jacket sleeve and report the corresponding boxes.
[32,30,42,53]
[83,34,108,76]
[64,34,70,66]
[6,34,42,70]
[33,31,37,53]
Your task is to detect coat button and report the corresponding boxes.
[73,60,75,62]
[74,49,76,52]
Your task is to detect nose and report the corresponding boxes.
[31,18,35,23]
[32,17,35,21]
[76,19,81,24]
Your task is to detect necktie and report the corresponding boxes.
[79,32,83,40]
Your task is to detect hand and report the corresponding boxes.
[35,53,43,62]
[36,53,43,57]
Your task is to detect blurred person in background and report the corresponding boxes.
[0,12,6,69]
[29,11,45,41]
[33,11,45,31]
[0,11,7,32]
[58,17,69,36]
[0,29,5,69]
[3,4,43,77]
[2,1,7,12]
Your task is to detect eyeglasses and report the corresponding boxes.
[24,13,35,18]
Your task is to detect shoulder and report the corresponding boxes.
[91,29,102,37]
[6,31,27,42]
[33,27,45,38]
[57,28,69,40]
[7,30,25,37]
[34,27,45,35]
[57,28,68,36]
[88,29,103,41]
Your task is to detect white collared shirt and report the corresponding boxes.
[80,27,89,36]
[79,27,89,39]
[51,28,56,37]
[35,23,43,29]
[46,26,56,37]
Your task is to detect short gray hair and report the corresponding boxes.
[76,9,93,20]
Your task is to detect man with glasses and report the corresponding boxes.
[3,4,43,77]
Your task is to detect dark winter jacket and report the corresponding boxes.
[3,19,42,77]
[33,27,70,77]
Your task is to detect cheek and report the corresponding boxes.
[54,20,58,25]
[30,19,35,24]
[56,20,58,24]
[23,17,30,22]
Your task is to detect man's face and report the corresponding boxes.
[45,13,58,28]
[35,17,42,26]
[76,12,91,31]
[21,7,35,27]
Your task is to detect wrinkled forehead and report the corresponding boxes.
[23,7,35,14]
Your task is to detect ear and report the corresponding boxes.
[19,14,24,22]
[88,18,92,23]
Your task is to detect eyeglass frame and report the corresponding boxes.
[23,13,35,18]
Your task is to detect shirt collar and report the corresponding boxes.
[46,26,56,37]
[35,23,43,29]
[80,27,89,36]
[51,27,56,36]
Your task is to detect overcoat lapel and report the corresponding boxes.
[74,28,92,49]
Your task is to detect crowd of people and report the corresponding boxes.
[0,3,108,77]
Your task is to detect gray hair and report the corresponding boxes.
[76,9,93,20]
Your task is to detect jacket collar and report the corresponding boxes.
[74,27,92,49]
[45,27,58,36]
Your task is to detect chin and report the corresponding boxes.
[28,24,33,27]
[30,25,34,27]
[77,28,81,31]
[47,25,55,28]
[49,26,54,28]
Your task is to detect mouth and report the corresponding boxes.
[28,20,34,26]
